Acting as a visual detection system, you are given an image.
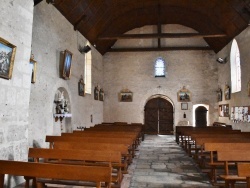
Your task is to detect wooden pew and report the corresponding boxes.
[53,142,131,168]
[27,148,122,187]
[217,150,250,188]
[237,163,250,188]
[0,160,112,188]
[202,143,250,184]
[45,135,136,158]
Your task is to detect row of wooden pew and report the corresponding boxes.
[0,122,144,188]
[176,125,250,188]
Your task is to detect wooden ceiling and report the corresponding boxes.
[43,0,250,55]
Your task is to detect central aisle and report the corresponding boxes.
[122,135,214,188]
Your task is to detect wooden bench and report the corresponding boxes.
[46,135,135,158]
[202,143,250,184]
[27,148,122,187]
[0,160,112,188]
[237,163,250,188]
[217,150,250,188]
[53,141,131,168]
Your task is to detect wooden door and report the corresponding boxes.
[195,106,208,127]
[144,98,174,134]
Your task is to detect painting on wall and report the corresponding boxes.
[78,76,85,96]
[30,54,37,83]
[177,86,191,102]
[0,37,16,79]
[224,84,230,100]
[62,49,73,80]
[119,92,133,102]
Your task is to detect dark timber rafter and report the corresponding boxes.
[99,33,227,40]
[108,46,212,52]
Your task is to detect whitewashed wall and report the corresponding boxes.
[217,26,250,131]
[29,1,104,148]
[103,25,219,128]
[0,0,34,186]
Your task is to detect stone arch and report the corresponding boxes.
[193,104,209,127]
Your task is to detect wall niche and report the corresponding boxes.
[53,87,72,134]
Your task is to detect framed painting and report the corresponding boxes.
[62,49,73,79]
[30,58,37,83]
[78,77,85,96]
[0,37,16,79]
[177,86,191,102]
[181,103,188,110]
[120,92,133,102]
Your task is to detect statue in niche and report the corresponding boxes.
[54,91,69,114]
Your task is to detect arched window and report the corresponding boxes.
[154,57,166,77]
[230,39,241,93]
[84,41,92,94]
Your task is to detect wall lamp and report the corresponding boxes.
[216,57,227,64]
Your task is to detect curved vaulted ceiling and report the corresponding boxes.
[45,0,250,55]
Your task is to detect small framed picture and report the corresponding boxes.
[119,92,133,102]
[0,37,16,79]
[62,49,73,79]
[181,103,188,110]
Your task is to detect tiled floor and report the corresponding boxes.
[15,135,247,188]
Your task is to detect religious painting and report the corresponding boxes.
[62,49,73,80]
[224,85,230,100]
[78,76,85,96]
[120,92,133,102]
[94,86,99,100]
[0,37,16,79]
[99,88,104,101]
[177,86,191,102]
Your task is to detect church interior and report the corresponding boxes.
[1,0,250,187]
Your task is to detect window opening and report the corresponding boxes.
[230,39,241,93]
[154,57,166,77]
[84,41,92,94]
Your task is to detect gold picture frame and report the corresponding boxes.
[62,49,73,80]
[177,86,191,102]
[119,92,133,102]
[0,37,16,79]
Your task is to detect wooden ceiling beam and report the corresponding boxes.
[108,46,212,52]
[99,33,227,40]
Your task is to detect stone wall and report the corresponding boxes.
[29,1,104,148]
[103,25,219,128]
[0,0,34,186]
[217,26,250,131]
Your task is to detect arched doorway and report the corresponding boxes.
[195,106,208,127]
[144,97,174,134]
